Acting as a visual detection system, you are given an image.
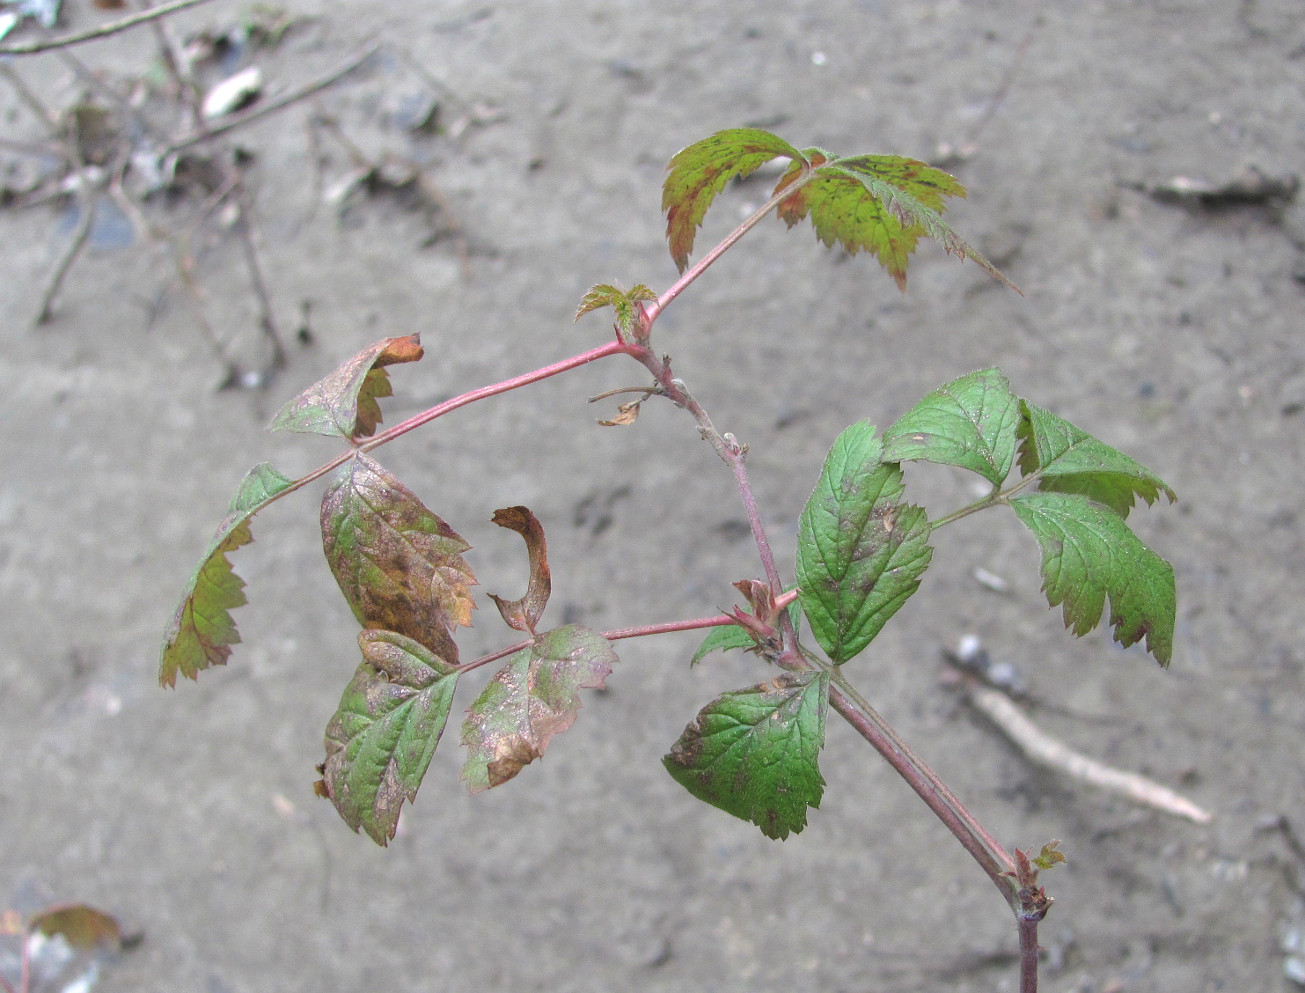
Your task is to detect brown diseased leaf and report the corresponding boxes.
[487,506,551,634]
[268,334,423,440]
[28,905,123,952]
[460,625,617,792]
[321,454,476,661]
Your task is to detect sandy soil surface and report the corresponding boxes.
[3,1,1304,991]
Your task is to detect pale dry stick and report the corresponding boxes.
[229,170,287,375]
[164,44,381,155]
[35,155,98,324]
[965,681,1213,823]
[0,0,220,56]
[0,60,57,125]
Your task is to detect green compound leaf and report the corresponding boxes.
[773,153,1017,293]
[316,629,460,846]
[796,422,934,664]
[321,454,476,663]
[663,670,829,840]
[882,368,1021,486]
[460,625,618,793]
[575,283,657,336]
[663,128,806,272]
[1017,401,1177,518]
[269,334,424,441]
[160,462,295,687]
[1009,491,1176,667]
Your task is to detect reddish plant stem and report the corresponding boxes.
[363,338,632,450]
[1018,916,1041,993]
[619,341,786,592]
[267,338,634,505]
[820,675,1020,910]
[458,611,747,675]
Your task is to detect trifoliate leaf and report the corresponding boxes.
[663,670,829,840]
[1009,491,1175,666]
[316,629,460,845]
[160,461,295,687]
[882,368,1021,486]
[321,454,476,662]
[268,334,423,440]
[1017,401,1177,517]
[796,422,934,663]
[663,128,806,272]
[460,625,618,793]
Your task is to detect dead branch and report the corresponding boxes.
[962,679,1213,824]
[165,43,380,155]
[0,0,221,57]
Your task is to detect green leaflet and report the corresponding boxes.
[882,368,1021,486]
[159,462,295,687]
[663,128,806,272]
[574,283,657,338]
[796,422,934,664]
[460,625,618,793]
[317,630,460,846]
[663,670,829,840]
[268,334,424,441]
[1009,491,1176,666]
[1017,401,1177,517]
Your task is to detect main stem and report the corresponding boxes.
[636,210,1036,970]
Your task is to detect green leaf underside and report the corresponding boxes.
[882,368,1021,486]
[663,670,829,840]
[1017,401,1177,517]
[575,283,657,333]
[318,630,460,845]
[691,623,756,664]
[460,625,618,793]
[160,462,295,687]
[321,454,476,663]
[796,422,934,664]
[663,128,805,272]
[772,152,1012,292]
[1009,491,1175,666]
[268,334,424,440]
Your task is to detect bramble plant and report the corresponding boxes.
[159,128,1177,992]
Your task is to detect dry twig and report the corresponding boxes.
[961,678,1213,824]
[0,0,220,56]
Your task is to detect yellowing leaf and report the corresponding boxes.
[663,128,806,272]
[160,462,295,687]
[269,334,424,440]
